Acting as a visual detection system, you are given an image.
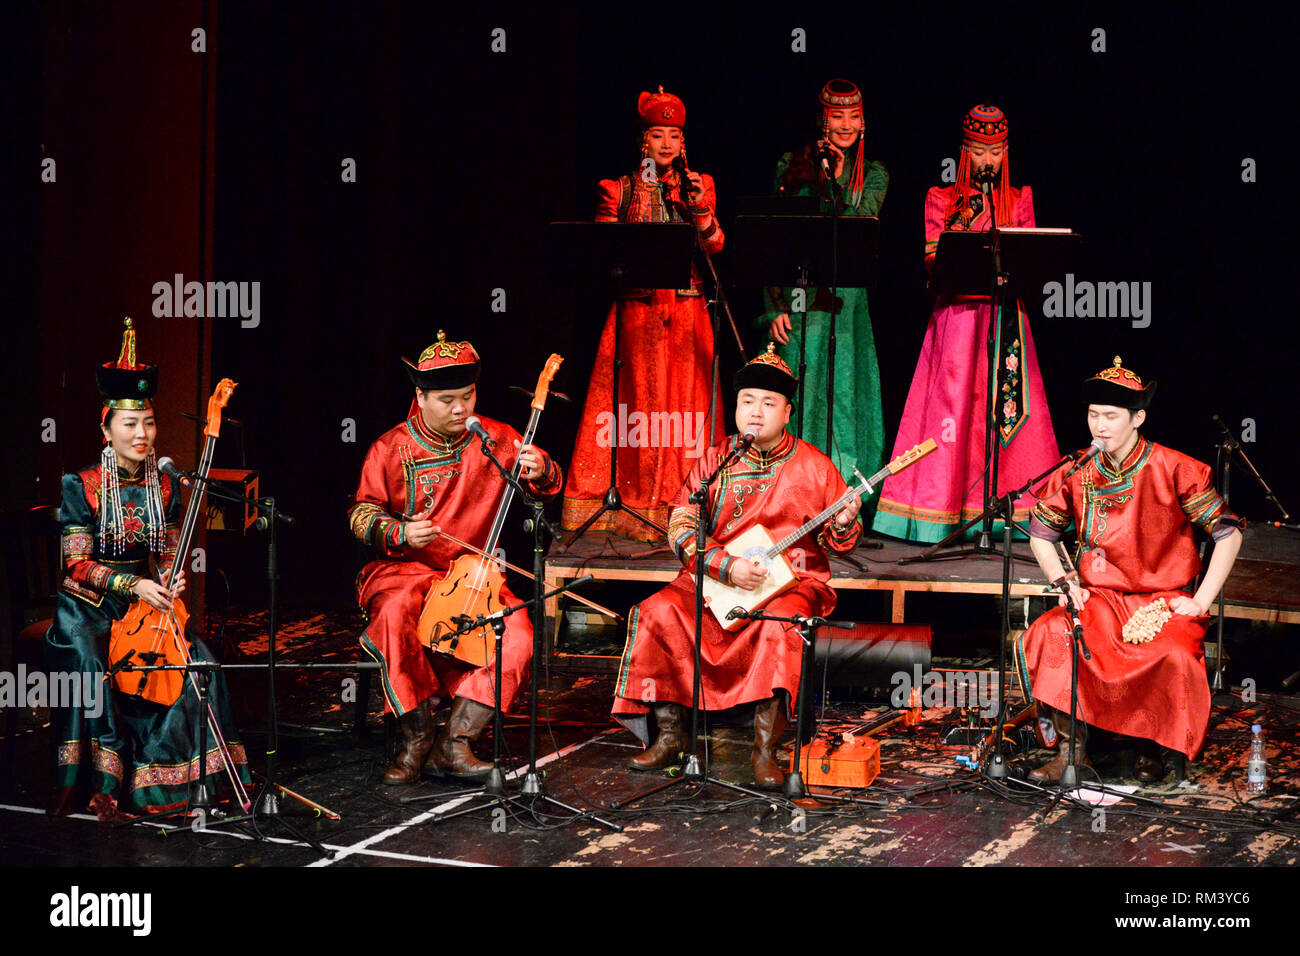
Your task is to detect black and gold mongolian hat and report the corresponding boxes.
[733,343,798,402]
[1082,355,1157,410]
[402,330,481,391]
[96,317,158,410]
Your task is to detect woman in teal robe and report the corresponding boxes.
[45,319,250,821]
[756,79,887,493]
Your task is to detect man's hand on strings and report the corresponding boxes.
[515,441,546,481]
[729,558,768,592]
[834,495,862,529]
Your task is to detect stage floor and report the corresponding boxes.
[2,606,1297,868]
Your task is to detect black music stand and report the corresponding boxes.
[730,208,879,453]
[905,227,1080,564]
[549,221,696,544]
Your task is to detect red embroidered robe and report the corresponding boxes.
[1016,436,1241,757]
[561,169,726,541]
[612,431,860,743]
[349,413,562,716]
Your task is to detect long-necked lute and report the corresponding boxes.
[703,439,937,630]
[108,378,252,810]
[417,354,563,667]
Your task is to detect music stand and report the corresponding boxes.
[549,221,696,544]
[730,209,879,451]
[905,227,1080,564]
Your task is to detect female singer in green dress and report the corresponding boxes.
[756,79,888,488]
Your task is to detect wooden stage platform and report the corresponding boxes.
[544,525,1300,664]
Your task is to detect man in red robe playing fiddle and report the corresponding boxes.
[1018,357,1244,785]
[613,345,862,790]
[349,332,562,784]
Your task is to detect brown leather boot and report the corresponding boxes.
[1134,738,1165,784]
[628,703,688,771]
[88,792,138,823]
[382,699,435,785]
[1028,705,1092,785]
[427,697,494,780]
[752,697,788,791]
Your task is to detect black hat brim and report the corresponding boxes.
[1082,377,1156,411]
[404,359,481,392]
[96,364,158,401]
[733,364,797,402]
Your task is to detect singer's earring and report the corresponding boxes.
[640,136,650,159]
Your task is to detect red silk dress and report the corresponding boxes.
[561,169,726,541]
[1016,436,1241,758]
[612,432,861,744]
[349,413,562,717]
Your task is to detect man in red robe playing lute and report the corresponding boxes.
[1017,357,1244,785]
[349,332,563,784]
[613,345,862,790]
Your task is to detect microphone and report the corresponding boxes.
[1062,438,1107,480]
[464,417,494,446]
[726,607,749,621]
[671,156,692,206]
[738,430,757,451]
[157,456,197,487]
[817,141,835,176]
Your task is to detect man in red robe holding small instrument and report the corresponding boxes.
[613,346,862,790]
[1017,357,1244,784]
[349,332,562,784]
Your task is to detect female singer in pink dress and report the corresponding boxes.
[873,105,1060,542]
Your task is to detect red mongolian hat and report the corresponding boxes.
[96,317,158,410]
[1082,355,1157,410]
[819,78,863,111]
[402,330,481,391]
[733,343,798,401]
[638,86,685,127]
[962,104,1009,144]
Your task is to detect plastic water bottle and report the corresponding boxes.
[1246,724,1267,795]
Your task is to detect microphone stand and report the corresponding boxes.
[729,608,887,811]
[170,470,331,857]
[402,434,622,831]
[400,581,620,833]
[1210,414,1292,693]
[669,166,748,445]
[615,435,797,810]
[1040,585,1091,820]
[972,449,1084,781]
[820,149,844,466]
[111,659,222,829]
[905,177,1022,563]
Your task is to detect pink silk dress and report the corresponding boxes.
[873,184,1060,542]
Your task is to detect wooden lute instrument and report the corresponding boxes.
[703,439,937,630]
[107,378,252,810]
[417,354,563,667]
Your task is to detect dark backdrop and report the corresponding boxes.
[18,1,1298,609]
